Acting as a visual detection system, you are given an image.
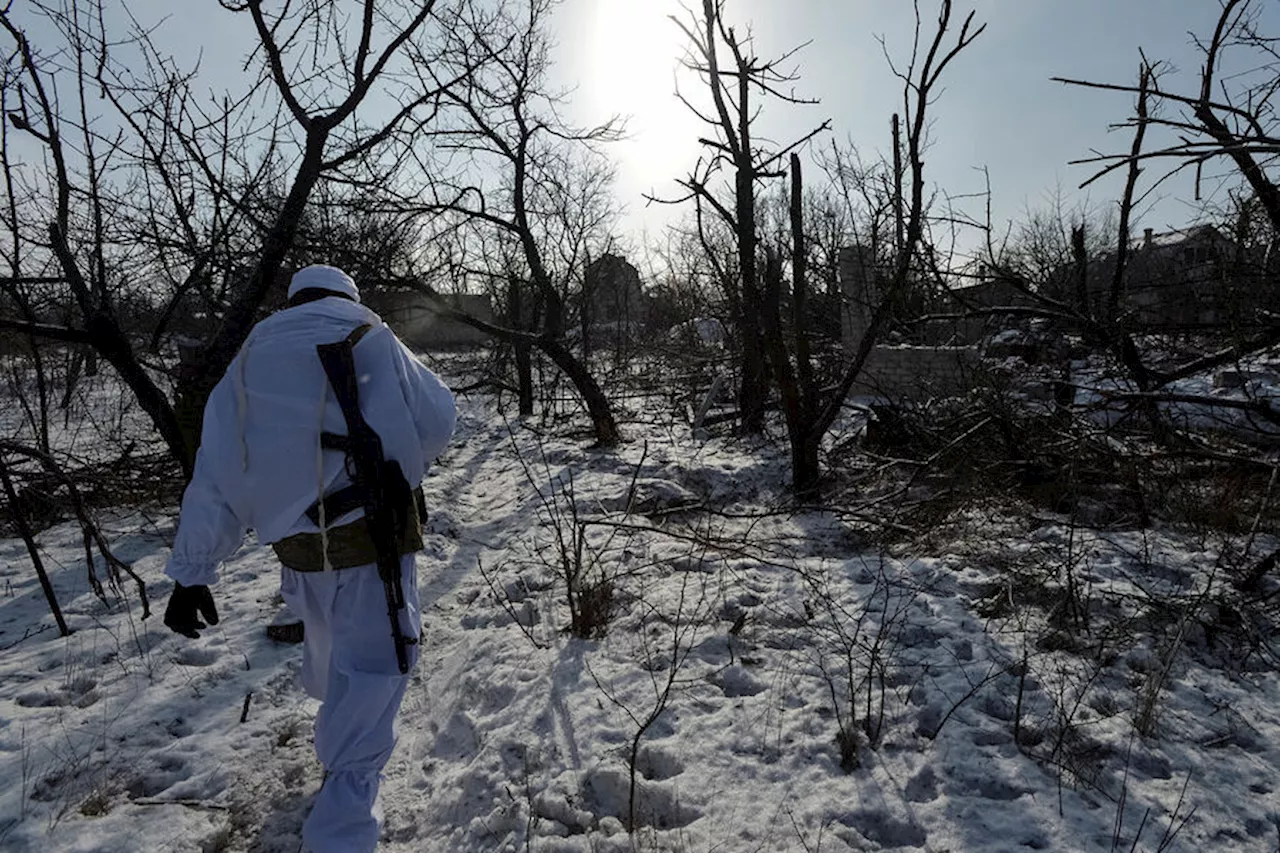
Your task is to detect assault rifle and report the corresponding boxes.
[315,324,417,673]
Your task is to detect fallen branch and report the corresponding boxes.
[1089,389,1280,427]
[0,440,150,618]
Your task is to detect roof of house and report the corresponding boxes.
[1134,224,1226,251]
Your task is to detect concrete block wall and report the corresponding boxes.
[839,246,980,399]
[371,292,494,350]
[851,344,980,399]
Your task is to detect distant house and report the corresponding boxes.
[584,254,647,326]
[1071,225,1278,329]
[368,291,493,350]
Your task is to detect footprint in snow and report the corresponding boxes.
[972,777,1032,801]
[15,676,99,708]
[15,690,62,708]
[1127,749,1173,780]
[709,664,767,698]
[971,728,1013,747]
[836,810,927,848]
[581,766,701,830]
[166,718,192,738]
[635,744,684,781]
[914,703,944,738]
[174,647,219,667]
[904,766,939,803]
[125,753,193,799]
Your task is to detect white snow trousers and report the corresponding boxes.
[279,554,420,853]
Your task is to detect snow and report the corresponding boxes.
[665,318,727,348]
[1,374,1279,852]
[1060,346,1280,441]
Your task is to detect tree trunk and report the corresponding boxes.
[5,296,51,451]
[516,343,534,416]
[738,315,766,433]
[792,433,821,500]
[736,169,766,435]
[790,153,816,423]
[508,277,535,416]
[27,337,50,452]
[760,248,811,496]
[173,133,328,472]
[409,278,618,446]
[540,338,619,446]
[81,311,191,479]
[580,258,594,363]
[1072,225,1089,317]
[789,154,821,500]
[58,346,82,414]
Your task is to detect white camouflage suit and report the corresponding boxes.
[164,265,456,852]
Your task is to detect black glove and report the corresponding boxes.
[164,583,220,639]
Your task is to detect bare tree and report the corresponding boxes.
[755,162,858,342]
[1,1,193,472]
[172,0,467,462]
[1054,0,1280,380]
[940,2,1280,450]
[765,1,984,497]
[662,0,830,435]
[405,0,625,446]
[0,0,466,473]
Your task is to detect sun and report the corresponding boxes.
[584,1,683,112]
[576,0,702,193]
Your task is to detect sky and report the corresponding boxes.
[551,0,1277,248]
[44,0,1280,256]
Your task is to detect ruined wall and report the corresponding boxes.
[371,292,494,350]
[852,345,980,398]
[839,246,979,399]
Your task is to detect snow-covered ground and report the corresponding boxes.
[1,368,1278,852]
[1080,357,1280,440]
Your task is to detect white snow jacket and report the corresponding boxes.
[165,296,456,587]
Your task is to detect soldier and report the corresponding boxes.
[162,264,456,852]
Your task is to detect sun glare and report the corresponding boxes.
[584,2,679,110]
[580,0,698,182]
